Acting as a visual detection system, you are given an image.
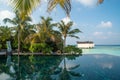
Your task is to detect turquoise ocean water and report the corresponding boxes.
[82,45,120,56]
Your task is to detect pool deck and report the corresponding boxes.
[0,52,6,55]
[0,52,53,56]
[0,51,81,56]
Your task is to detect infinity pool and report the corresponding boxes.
[0,45,120,80]
[0,54,120,80]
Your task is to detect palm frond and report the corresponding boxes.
[3,18,16,25]
[68,29,81,35]
[47,0,71,16]
[10,0,41,20]
[66,21,73,28]
[68,35,79,39]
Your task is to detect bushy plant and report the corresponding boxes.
[29,43,44,53]
[29,43,53,54]
[64,45,82,55]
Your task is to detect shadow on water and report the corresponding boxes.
[0,54,81,80]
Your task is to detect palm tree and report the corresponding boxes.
[40,16,62,43]
[3,11,32,53]
[3,11,32,68]
[57,21,81,52]
[25,17,60,44]
[25,17,62,53]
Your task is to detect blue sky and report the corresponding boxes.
[0,0,120,45]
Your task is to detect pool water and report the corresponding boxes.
[0,45,120,80]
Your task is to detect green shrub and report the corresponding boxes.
[64,45,82,55]
[29,43,44,53]
[29,43,53,54]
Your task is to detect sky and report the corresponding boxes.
[0,0,120,45]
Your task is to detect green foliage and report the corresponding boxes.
[29,43,53,54]
[29,43,44,53]
[11,38,18,49]
[42,46,53,54]
[0,26,12,42]
[0,44,2,50]
[64,45,82,55]
[0,26,12,49]
[21,43,30,52]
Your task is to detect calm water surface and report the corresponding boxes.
[0,45,120,80]
[83,45,120,56]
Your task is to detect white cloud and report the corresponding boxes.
[0,10,15,26]
[61,17,78,28]
[62,17,71,24]
[0,10,14,21]
[98,21,112,28]
[93,31,103,36]
[76,0,97,7]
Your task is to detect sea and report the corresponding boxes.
[82,45,120,56]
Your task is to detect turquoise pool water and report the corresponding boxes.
[83,45,120,56]
[0,45,120,80]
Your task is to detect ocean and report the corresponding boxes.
[82,45,120,56]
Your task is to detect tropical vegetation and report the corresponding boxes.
[0,16,82,54]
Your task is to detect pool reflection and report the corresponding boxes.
[51,55,81,80]
[1,54,120,80]
[0,55,81,80]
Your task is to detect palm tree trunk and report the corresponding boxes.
[63,37,66,54]
[18,30,20,64]
[17,26,20,76]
